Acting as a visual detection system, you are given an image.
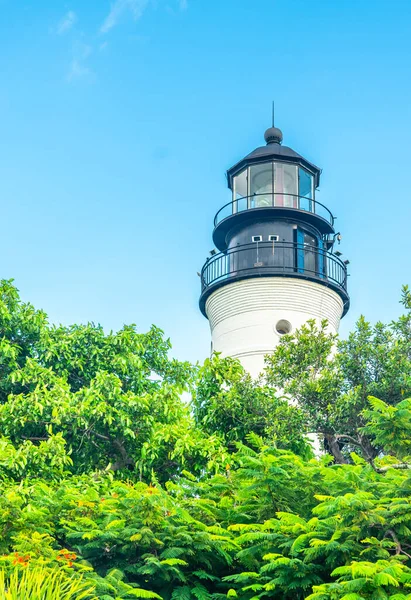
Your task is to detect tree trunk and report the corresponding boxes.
[324,433,349,464]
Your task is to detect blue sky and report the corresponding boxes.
[1,0,411,363]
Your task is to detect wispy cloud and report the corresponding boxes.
[60,0,187,81]
[67,42,93,82]
[67,60,90,81]
[100,0,150,34]
[57,10,77,35]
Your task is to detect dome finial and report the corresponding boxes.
[264,100,283,145]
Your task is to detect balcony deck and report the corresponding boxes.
[199,241,349,317]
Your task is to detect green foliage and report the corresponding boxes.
[0,280,410,600]
[192,353,311,457]
[0,280,229,481]
[363,397,411,460]
[264,287,411,463]
[0,567,96,599]
[307,559,411,600]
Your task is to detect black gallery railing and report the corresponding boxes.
[214,194,335,228]
[201,242,347,295]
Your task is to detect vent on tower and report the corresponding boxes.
[276,320,292,335]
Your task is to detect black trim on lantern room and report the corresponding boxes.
[213,205,335,252]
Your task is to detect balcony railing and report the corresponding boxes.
[214,194,335,228]
[200,241,348,298]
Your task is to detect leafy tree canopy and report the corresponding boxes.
[0,280,410,600]
[264,286,411,464]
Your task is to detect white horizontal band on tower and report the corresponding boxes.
[205,278,343,377]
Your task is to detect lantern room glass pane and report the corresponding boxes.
[233,169,248,214]
[249,163,273,208]
[274,163,298,207]
[299,168,313,212]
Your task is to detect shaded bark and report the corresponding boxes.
[324,433,349,464]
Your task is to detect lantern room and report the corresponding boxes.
[212,126,335,251]
[231,161,314,210]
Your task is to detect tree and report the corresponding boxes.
[192,354,311,457]
[264,286,411,464]
[0,280,231,481]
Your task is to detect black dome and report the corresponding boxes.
[264,126,283,144]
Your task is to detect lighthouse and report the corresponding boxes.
[199,121,350,377]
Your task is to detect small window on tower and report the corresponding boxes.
[252,235,262,242]
[268,235,279,242]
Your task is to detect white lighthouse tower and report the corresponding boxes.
[199,121,349,377]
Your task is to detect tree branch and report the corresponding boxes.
[375,463,411,473]
[334,434,363,446]
[384,529,411,559]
